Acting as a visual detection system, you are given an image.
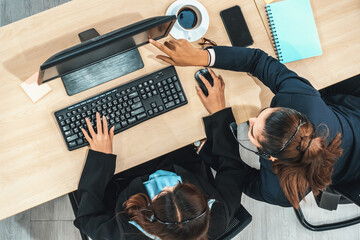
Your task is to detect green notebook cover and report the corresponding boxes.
[266,0,322,63]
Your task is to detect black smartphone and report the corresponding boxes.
[220,6,254,47]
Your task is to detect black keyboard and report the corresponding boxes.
[54,66,187,151]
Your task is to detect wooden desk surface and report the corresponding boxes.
[0,0,275,220]
[254,0,360,89]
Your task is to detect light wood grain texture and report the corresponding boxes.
[0,0,275,220]
[254,0,360,89]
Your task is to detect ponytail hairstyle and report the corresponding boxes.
[123,182,211,240]
[258,108,343,209]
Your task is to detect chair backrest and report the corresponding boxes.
[202,162,252,239]
[332,180,360,207]
[215,204,252,240]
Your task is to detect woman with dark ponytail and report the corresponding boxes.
[74,102,246,239]
[150,38,360,208]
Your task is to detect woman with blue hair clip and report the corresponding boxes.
[74,108,247,240]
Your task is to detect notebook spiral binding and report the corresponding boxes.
[265,6,283,62]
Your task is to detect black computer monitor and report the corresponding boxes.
[38,15,176,95]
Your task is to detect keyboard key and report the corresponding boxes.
[158,105,164,111]
[121,121,128,127]
[133,97,140,103]
[165,101,175,109]
[128,117,136,125]
[66,134,78,142]
[60,121,66,126]
[57,115,64,121]
[172,76,177,81]
[69,141,76,148]
[174,81,181,92]
[179,93,186,102]
[131,107,145,116]
[63,125,70,131]
[129,92,139,98]
[153,108,159,114]
[175,99,181,105]
[137,113,147,120]
[131,102,142,110]
[151,102,157,108]
[64,130,72,137]
[148,109,154,116]
[76,139,84,145]
[114,123,121,131]
[167,78,172,83]
[70,123,76,128]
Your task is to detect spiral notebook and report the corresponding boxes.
[265,0,322,63]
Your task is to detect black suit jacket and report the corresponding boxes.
[74,108,247,240]
[210,46,360,207]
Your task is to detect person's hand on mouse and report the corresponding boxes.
[81,112,114,154]
[196,68,226,115]
[149,39,209,66]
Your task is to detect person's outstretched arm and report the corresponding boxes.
[74,113,127,239]
[150,39,319,96]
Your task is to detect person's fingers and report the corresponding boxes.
[169,40,179,46]
[149,39,173,57]
[164,41,175,50]
[109,126,114,141]
[199,74,212,92]
[85,117,96,137]
[96,112,102,135]
[219,75,225,90]
[196,86,207,104]
[207,68,220,88]
[81,127,92,143]
[103,115,108,136]
[156,55,176,65]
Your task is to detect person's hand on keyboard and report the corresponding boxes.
[81,112,115,154]
[149,39,209,66]
[196,68,226,115]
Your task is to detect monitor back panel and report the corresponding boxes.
[61,48,143,96]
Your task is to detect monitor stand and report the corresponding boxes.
[61,28,144,96]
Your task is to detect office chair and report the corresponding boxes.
[69,145,252,240]
[294,181,360,231]
[294,75,360,231]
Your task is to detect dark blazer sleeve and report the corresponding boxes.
[202,108,248,222]
[210,46,319,96]
[74,150,127,240]
[204,108,292,207]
